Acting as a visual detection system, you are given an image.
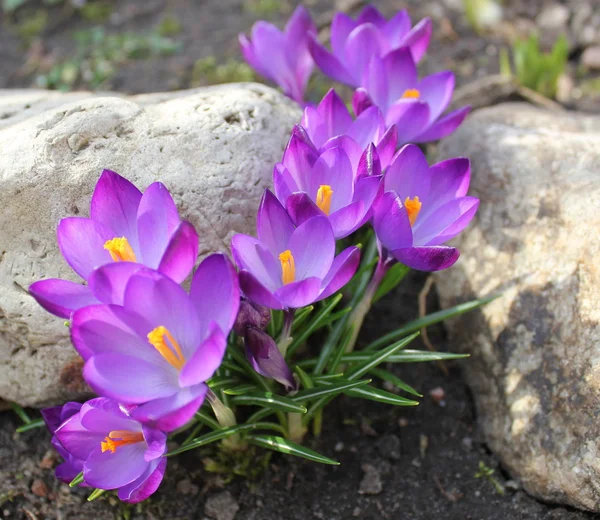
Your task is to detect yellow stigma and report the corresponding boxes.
[147,326,186,370]
[404,196,422,226]
[100,430,144,454]
[402,88,421,99]
[103,237,137,262]
[316,184,334,216]
[279,249,296,286]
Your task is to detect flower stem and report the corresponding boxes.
[287,412,307,443]
[206,389,246,450]
[278,309,295,356]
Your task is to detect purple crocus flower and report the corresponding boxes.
[354,47,470,144]
[245,327,296,391]
[70,253,239,431]
[48,398,167,503]
[30,170,198,319]
[373,145,479,271]
[231,190,360,310]
[239,5,316,104]
[274,126,383,239]
[309,5,432,88]
[301,89,398,169]
[42,402,86,485]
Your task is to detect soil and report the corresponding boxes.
[1,1,600,519]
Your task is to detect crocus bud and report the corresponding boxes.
[245,327,297,391]
[234,298,271,335]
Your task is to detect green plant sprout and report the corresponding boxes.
[475,461,505,495]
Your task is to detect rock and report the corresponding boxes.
[376,434,401,461]
[358,463,383,495]
[571,3,600,48]
[30,478,49,498]
[536,4,570,31]
[204,491,240,520]
[0,84,301,407]
[435,103,600,512]
[581,45,600,70]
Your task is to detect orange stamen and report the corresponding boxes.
[279,250,296,285]
[402,88,421,99]
[103,237,137,262]
[316,185,334,215]
[404,196,422,226]
[100,430,144,454]
[147,326,186,370]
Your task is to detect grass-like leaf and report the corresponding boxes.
[87,488,106,502]
[10,402,31,425]
[295,365,314,390]
[222,383,259,396]
[15,418,45,433]
[207,376,240,391]
[372,263,410,303]
[292,305,314,332]
[231,392,307,414]
[247,434,340,465]
[69,472,84,487]
[344,385,419,406]
[369,368,422,397]
[195,410,221,430]
[292,379,371,402]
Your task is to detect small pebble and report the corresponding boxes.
[31,478,49,498]
[582,46,600,70]
[358,464,383,495]
[398,418,409,427]
[334,441,344,452]
[462,436,473,450]
[177,478,199,495]
[205,491,240,520]
[376,434,401,461]
[536,4,570,30]
[429,386,446,404]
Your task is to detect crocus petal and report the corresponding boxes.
[257,190,296,256]
[250,22,288,85]
[118,457,166,504]
[179,323,227,387]
[319,135,364,173]
[345,24,384,85]
[288,216,335,280]
[352,88,375,116]
[239,33,268,78]
[131,384,208,432]
[55,416,105,462]
[375,124,398,169]
[318,246,361,300]
[330,12,357,56]
[143,426,168,461]
[79,398,139,433]
[238,271,284,310]
[412,106,471,143]
[373,192,413,250]
[273,163,296,203]
[362,53,388,111]
[383,47,418,105]
[245,327,296,390]
[276,277,321,308]
[356,143,381,179]
[136,182,180,269]
[282,126,319,191]
[347,106,385,150]
[329,201,365,238]
[189,253,240,336]
[309,36,355,86]
[427,157,472,203]
[88,262,144,306]
[231,234,281,292]
[352,173,383,221]
[309,147,354,213]
[29,279,97,319]
[84,442,148,489]
[56,460,85,484]
[385,144,431,200]
[157,221,199,283]
[57,217,115,280]
[357,5,387,27]
[84,353,179,403]
[90,170,142,252]
[400,17,432,62]
[385,101,430,143]
[286,192,323,226]
[418,70,455,122]
[42,402,82,433]
[317,89,353,139]
[416,197,480,246]
[390,246,459,272]
[383,10,411,47]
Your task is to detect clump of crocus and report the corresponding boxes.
[43,398,167,503]
[301,89,397,169]
[231,190,360,309]
[309,5,431,88]
[239,5,316,104]
[274,126,382,239]
[353,48,470,144]
[373,145,479,271]
[30,170,198,319]
[71,254,239,431]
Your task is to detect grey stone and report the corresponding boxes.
[435,103,600,512]
[358,463,383,495]
[204,491,240,520]
[0,84,301,407]
[581,45,600,70]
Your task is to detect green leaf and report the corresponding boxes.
[69,472,84,487]
[247,434,340,465]
[207,376,240,391]
[195,410,221,430]
[286,293,343,357]
[222,383,259,396]
[87,488,106,502]
[372,263,410,303]
[16,418,45,433]
[369,368,422,397]
[313,307,352,331]
[345,385,419,406]
[10,402,31,425]
[499,47,512,77]
[386,350,469,363]
[291,305,314,332]
[294,366,314,390]
[230,392,307,414]
[292,379,371,402]
[365,294,498,351]
[346,332,419,381]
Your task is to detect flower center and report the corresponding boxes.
[402,88,421,99]
[316,184,334,216]
[147,325,186,370]
[279,249,296,285]
[100,430,144,454]
[404,196,422,226]
[103,237,137,262]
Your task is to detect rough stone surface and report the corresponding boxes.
[434,103,600,512]
[204,491,239,520]
[0,84,301,407]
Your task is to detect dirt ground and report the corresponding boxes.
[1,1,600,519]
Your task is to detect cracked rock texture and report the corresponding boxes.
[0,84,301,407]
[434,103,600,512]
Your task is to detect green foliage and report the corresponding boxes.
[156,13,182,36]
[192,56,256,86]
[16,9,47,45]
[463,0,502,33]
[80,2,113,22]
[243,0,289,17]
[503,34,569,99]
[475,461,505,495]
